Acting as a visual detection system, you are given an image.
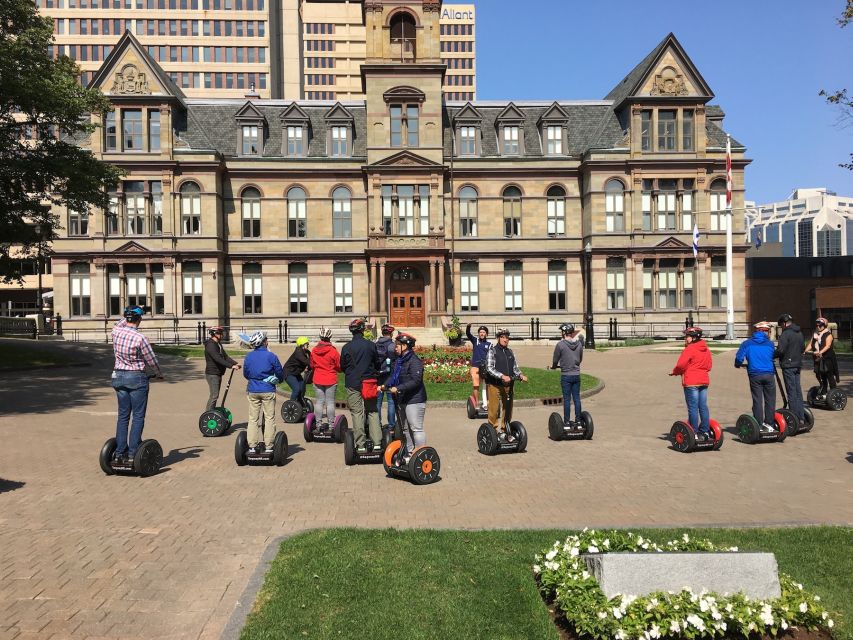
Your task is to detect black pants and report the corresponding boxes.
[749,374,776,424]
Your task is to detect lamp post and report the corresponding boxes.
[34,224,44,319]
[584,241,595,348]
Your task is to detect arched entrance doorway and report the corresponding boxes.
[389,266,425,327]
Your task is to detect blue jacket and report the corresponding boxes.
[734,332,776,375]
[243,346,284,393]
[466,324,491,366]
[392,352,427,405]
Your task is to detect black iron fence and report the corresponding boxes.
[0,317,37,339]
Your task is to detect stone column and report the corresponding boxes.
[163,261,175,318]
[425,261,434,316]
[437,259,446,315]
[369,260,377,314]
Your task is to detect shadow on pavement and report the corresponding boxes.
[162,447,205,467]
[0,478,26,494]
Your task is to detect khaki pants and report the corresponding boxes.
[346,387,381,448]
[487,384,512,432]
[247,392,277,448]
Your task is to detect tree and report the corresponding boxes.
[819,0,853,170]
[0,0,123,283]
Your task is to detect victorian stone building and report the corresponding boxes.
[50,0,749,337]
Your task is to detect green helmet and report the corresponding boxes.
[296,336,309,347]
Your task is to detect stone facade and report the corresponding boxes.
[50,2,749,337]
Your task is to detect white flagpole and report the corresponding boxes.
[725,135,735,340]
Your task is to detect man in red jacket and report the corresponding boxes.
[670,326,713,439]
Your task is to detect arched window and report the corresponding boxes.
[287,187,307,238]
[180,181,201,235]
[502,186,522,237]
[710,178,728,231]
[605,179,625,232]
[332,186,352,238]
[390,11,416,61]
[546,185,565,236]
[241,187,261,238]
[459,186,478,237]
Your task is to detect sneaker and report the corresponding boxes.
[356,446,368,454]
[697,431,711,441]
[112,452,128,465]
[265,445,275,454]
[761,423,775,433]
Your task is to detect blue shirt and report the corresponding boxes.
[243,346,284,393]
[734,332,776,375]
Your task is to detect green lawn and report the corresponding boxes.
[0,343,74,369]
[240,527,851,640]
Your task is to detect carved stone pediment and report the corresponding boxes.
[656,236,689,249]
[111,64,151,95]
[113,241,150,253]
[651,67,688,96]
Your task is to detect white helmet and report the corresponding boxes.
[248,331,267,348]
[318,326,333,340]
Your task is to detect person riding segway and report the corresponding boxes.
[382,333,440,484]
[376,323,398,430]
[304,327,347,442]
[775,314,809,433]
[734,321,788,444]
[668,326,723,452]
[547,323,593,441]
[281,337,314,423]
[477,328,529,455]
[100,306,165,476]
[465,323,491,419]
[198,326,241,436]
[804,317,846,411]
[341,318,383,459]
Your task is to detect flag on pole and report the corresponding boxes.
[725,135,732,209]
[692,222,699,258]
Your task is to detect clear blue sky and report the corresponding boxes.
[466,0,853,203]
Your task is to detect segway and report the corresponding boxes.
[807,386,847,411]
[383,395,441,485]
[304,412,348,443]
[735,409,787,445]
[198,369,235,437]
[775,368,815,436]
[281,396,314,423]
[99,438,163,477]
[548,410,594,441]
[476,382,527,455]
[466,384,488,420]
[343,423,391,465]
[669,419,723,453]
[234,420,288,466]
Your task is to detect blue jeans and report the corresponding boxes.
[683,386,710,434]
[112,371,150,457]
[377,387,397,427]
[560,375,582,422]
[782,368,804,423]
[285,374,305,405]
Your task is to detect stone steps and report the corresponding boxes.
[393,327,448,346]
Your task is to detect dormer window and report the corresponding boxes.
[459,126,477,156]
[502,126,519,155]
[280,103,310,157]
[287,126,304,155]
[242,125,260,155]
[330,126,348,157]
[324,103,354,158]
[235,100,266,156]
[538,102,569,157]
[545,125,562,155]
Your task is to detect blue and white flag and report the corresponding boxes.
[692,223,700,257]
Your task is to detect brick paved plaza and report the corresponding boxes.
[0,340,851,640]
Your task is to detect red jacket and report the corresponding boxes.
[309,341,341,386]
[671,339,712,387]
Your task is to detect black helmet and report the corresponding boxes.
[123,305,144,322]
[349,318,366,334]
[778,313,793,325]
[395,332,416,348]
[496,327,511,338]
[559,323,575,335]
[683,326,704,339]
[477,325,489,335]
[381,323,395,336]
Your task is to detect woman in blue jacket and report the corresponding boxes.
[383,333,427,461]
[734,321,777,432]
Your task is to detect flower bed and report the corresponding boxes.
[534,529,834,640]
[415,346,471,383]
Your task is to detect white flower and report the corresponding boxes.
[544,561,559,571]
[799,602,808,613]
[795,582,803,590]
[781,620,788,630]
[725,603,733,614]
[700,599,710,612]
[569,547,579,557]
[822,611,828,620]
[686,614,706,632]
[649,623,661,639]
[748,621,756,632]
[545,549,557,561]
[533,565,541,574]
[637,536,644,545]
[682,533,690,542]
[581,570,590,580]
[587,545,599,553]
[813,595,821,601]
[669,620,680,634]
[603,538,611,548]
[828,619,834,628]
[612,607,623,619]
[615,630,626,640]
[598,611,608,620]
[759,604,774,626]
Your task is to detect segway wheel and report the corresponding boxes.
[778,408,798,437]
[580,411,594,440]
[548,412,564,441]
[383,440,402,475]
[408,447,440,485]
[235,431,249,466]
[509,421,527,453]
[303,413,315,442]
[801,408,815,433]
[669,421,694,453]
[466,396,477,420]
[344,430,356,466]
[807,386,819,408]
[774,412,788,442]
[333,415,348,443]
[199,409,229,437]
[220,407,233,427]
[281,400,302,424]
[476,423,499,456]
[827,389,847,411]
[304,398,314,416]
[134,439,163,477]
[736,414,760,444]
[272,431,288,466]
[99,438,118,475]
[710,420,724,451]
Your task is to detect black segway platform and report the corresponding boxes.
[669,420,723,453]
[736,412,788,444]
[234,430,288,466]
[548,411,594,441]
[304,413,348,443]
[99,437,163,476]
[343,427,391,465]
[198,369,235,437]
[807,386,847,412]
[477,421,527,455]
[382,396,440,485]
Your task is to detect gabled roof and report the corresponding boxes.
[367,150,445,170]
[324,102,355,122]
[538,102,570,124]
[452,102,483,124]
[604,33,714,109]
[496,103,524,122]
[112,241,150,253]
[279,103,310,122]
[87,31,186,106]
[234,101,266,121]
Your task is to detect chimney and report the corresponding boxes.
[245,82,259,99]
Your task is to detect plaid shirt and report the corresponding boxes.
[112,319,161,373]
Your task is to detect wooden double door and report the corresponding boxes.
[388,266,425,327]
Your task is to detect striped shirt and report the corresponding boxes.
[112,319,161,373]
